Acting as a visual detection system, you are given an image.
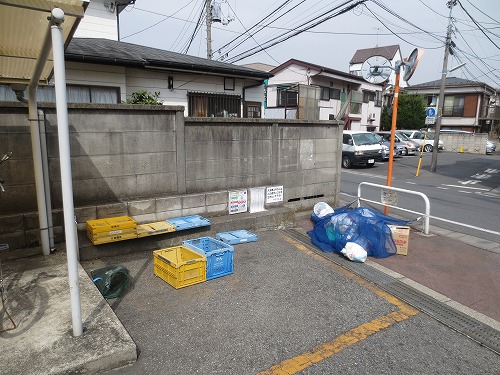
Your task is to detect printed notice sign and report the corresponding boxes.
[266,186,284,203]
[229,190,248,214]
[381,189,398,205]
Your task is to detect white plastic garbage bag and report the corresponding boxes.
[313,202,334,218]
[341,242,367,263]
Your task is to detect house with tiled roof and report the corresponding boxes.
[264,59,384,130]
[349,44,405,88]
[403,77,499,132]
[0,0,272,119]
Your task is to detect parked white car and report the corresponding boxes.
[400,130,444,152]
[341,130,383,168]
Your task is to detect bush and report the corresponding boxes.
[127,90,163,105]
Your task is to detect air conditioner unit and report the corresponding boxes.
[369,113,376,121]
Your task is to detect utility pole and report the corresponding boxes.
[206,0,212,60]
[431,0,456,172]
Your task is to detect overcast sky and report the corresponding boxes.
[119,0,500,89]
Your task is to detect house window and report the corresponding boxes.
[277,87,298,107]
[363,91,375,103]
[224,77,235,91]
[0,84,119,103]
[330,88,341,100]
[427,96,438,106]
[244,102,261,118]
[443,95,465,117]
[320,87,330,101]
[375,91,382,107]
[350,91,363,114]
[188,92,241,117]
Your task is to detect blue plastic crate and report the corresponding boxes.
[182,237,234,280]
[215,230,258,245]
[166,215,211,231]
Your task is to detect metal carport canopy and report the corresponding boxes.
[0,0,84,85]
[0,0,86,337]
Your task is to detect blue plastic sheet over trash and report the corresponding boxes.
[307,202,410,258]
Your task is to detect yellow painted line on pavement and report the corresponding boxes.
[257,234,420,375]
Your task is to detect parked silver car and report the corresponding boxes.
[373,133,403,159]
[400,130,444,152]
[376,131,419,155]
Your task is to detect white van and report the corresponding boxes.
[342,130,383,168]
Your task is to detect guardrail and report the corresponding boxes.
[357,182,430,234]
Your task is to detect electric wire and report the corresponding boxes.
[363,4,443,50]
[121,2,197,40]
[171,0,202,51]
[456,0,500,50]
[224,2,282,64]
[213,0,294,57]
[225,0,367,63]
[182,3,206,54]
[217,0,308,61]
[465,0,500,26]
[362,4,444,46]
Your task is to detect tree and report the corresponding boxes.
[127,90,163,105]
[380,93,426,130]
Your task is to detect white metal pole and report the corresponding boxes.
[50,8,83,337]
[28,26,53,256]
[38,110,55,250]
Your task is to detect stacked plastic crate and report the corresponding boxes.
[86,216,137,245]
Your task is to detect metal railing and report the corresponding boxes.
[357,182,430,234]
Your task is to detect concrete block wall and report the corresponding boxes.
[0,102,342,252]
[440,133,487,154]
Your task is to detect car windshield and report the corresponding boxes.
[396,132,411,141]
[352,133,379,146]
[373,134,384,143]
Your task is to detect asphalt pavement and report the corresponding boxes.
[1,205,498,374]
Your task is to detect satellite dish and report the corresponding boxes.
[403,48,424,81]
[361,55,392,84]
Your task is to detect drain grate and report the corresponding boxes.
[283,228,500,354]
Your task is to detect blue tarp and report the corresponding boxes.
[307,202,410,258]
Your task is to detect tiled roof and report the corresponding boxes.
[271,59,365,82]
[349,45,401,64]
[406,77,481,88]
[66,38,272,79]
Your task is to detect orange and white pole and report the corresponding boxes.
[385,68,401,215]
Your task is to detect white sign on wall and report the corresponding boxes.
[266,186,284,203]
[228,190,248,214]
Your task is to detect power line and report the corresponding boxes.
[182,3,206,54]
[216,0,308,60]
[224,1,282,64]
[363,4,443,50]
[213,0,294,56]
[121,2,197,40]
[456,0,500,50]
[225,0,367,63]
[465,0,500,26]
[171,0,203,51]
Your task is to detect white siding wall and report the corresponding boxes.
[75,0,118,40]
[66,61,127,102]
[268,65,316,85]
[125,68,261,116]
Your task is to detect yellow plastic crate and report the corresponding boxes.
[153,246,206,289]
[137,221,176,238]
[86,216,137,234]
[88,232,138,245]
[87,227,137,240]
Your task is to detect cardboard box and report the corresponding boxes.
[389,225,410,255]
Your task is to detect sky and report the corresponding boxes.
[118,0,500,89]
